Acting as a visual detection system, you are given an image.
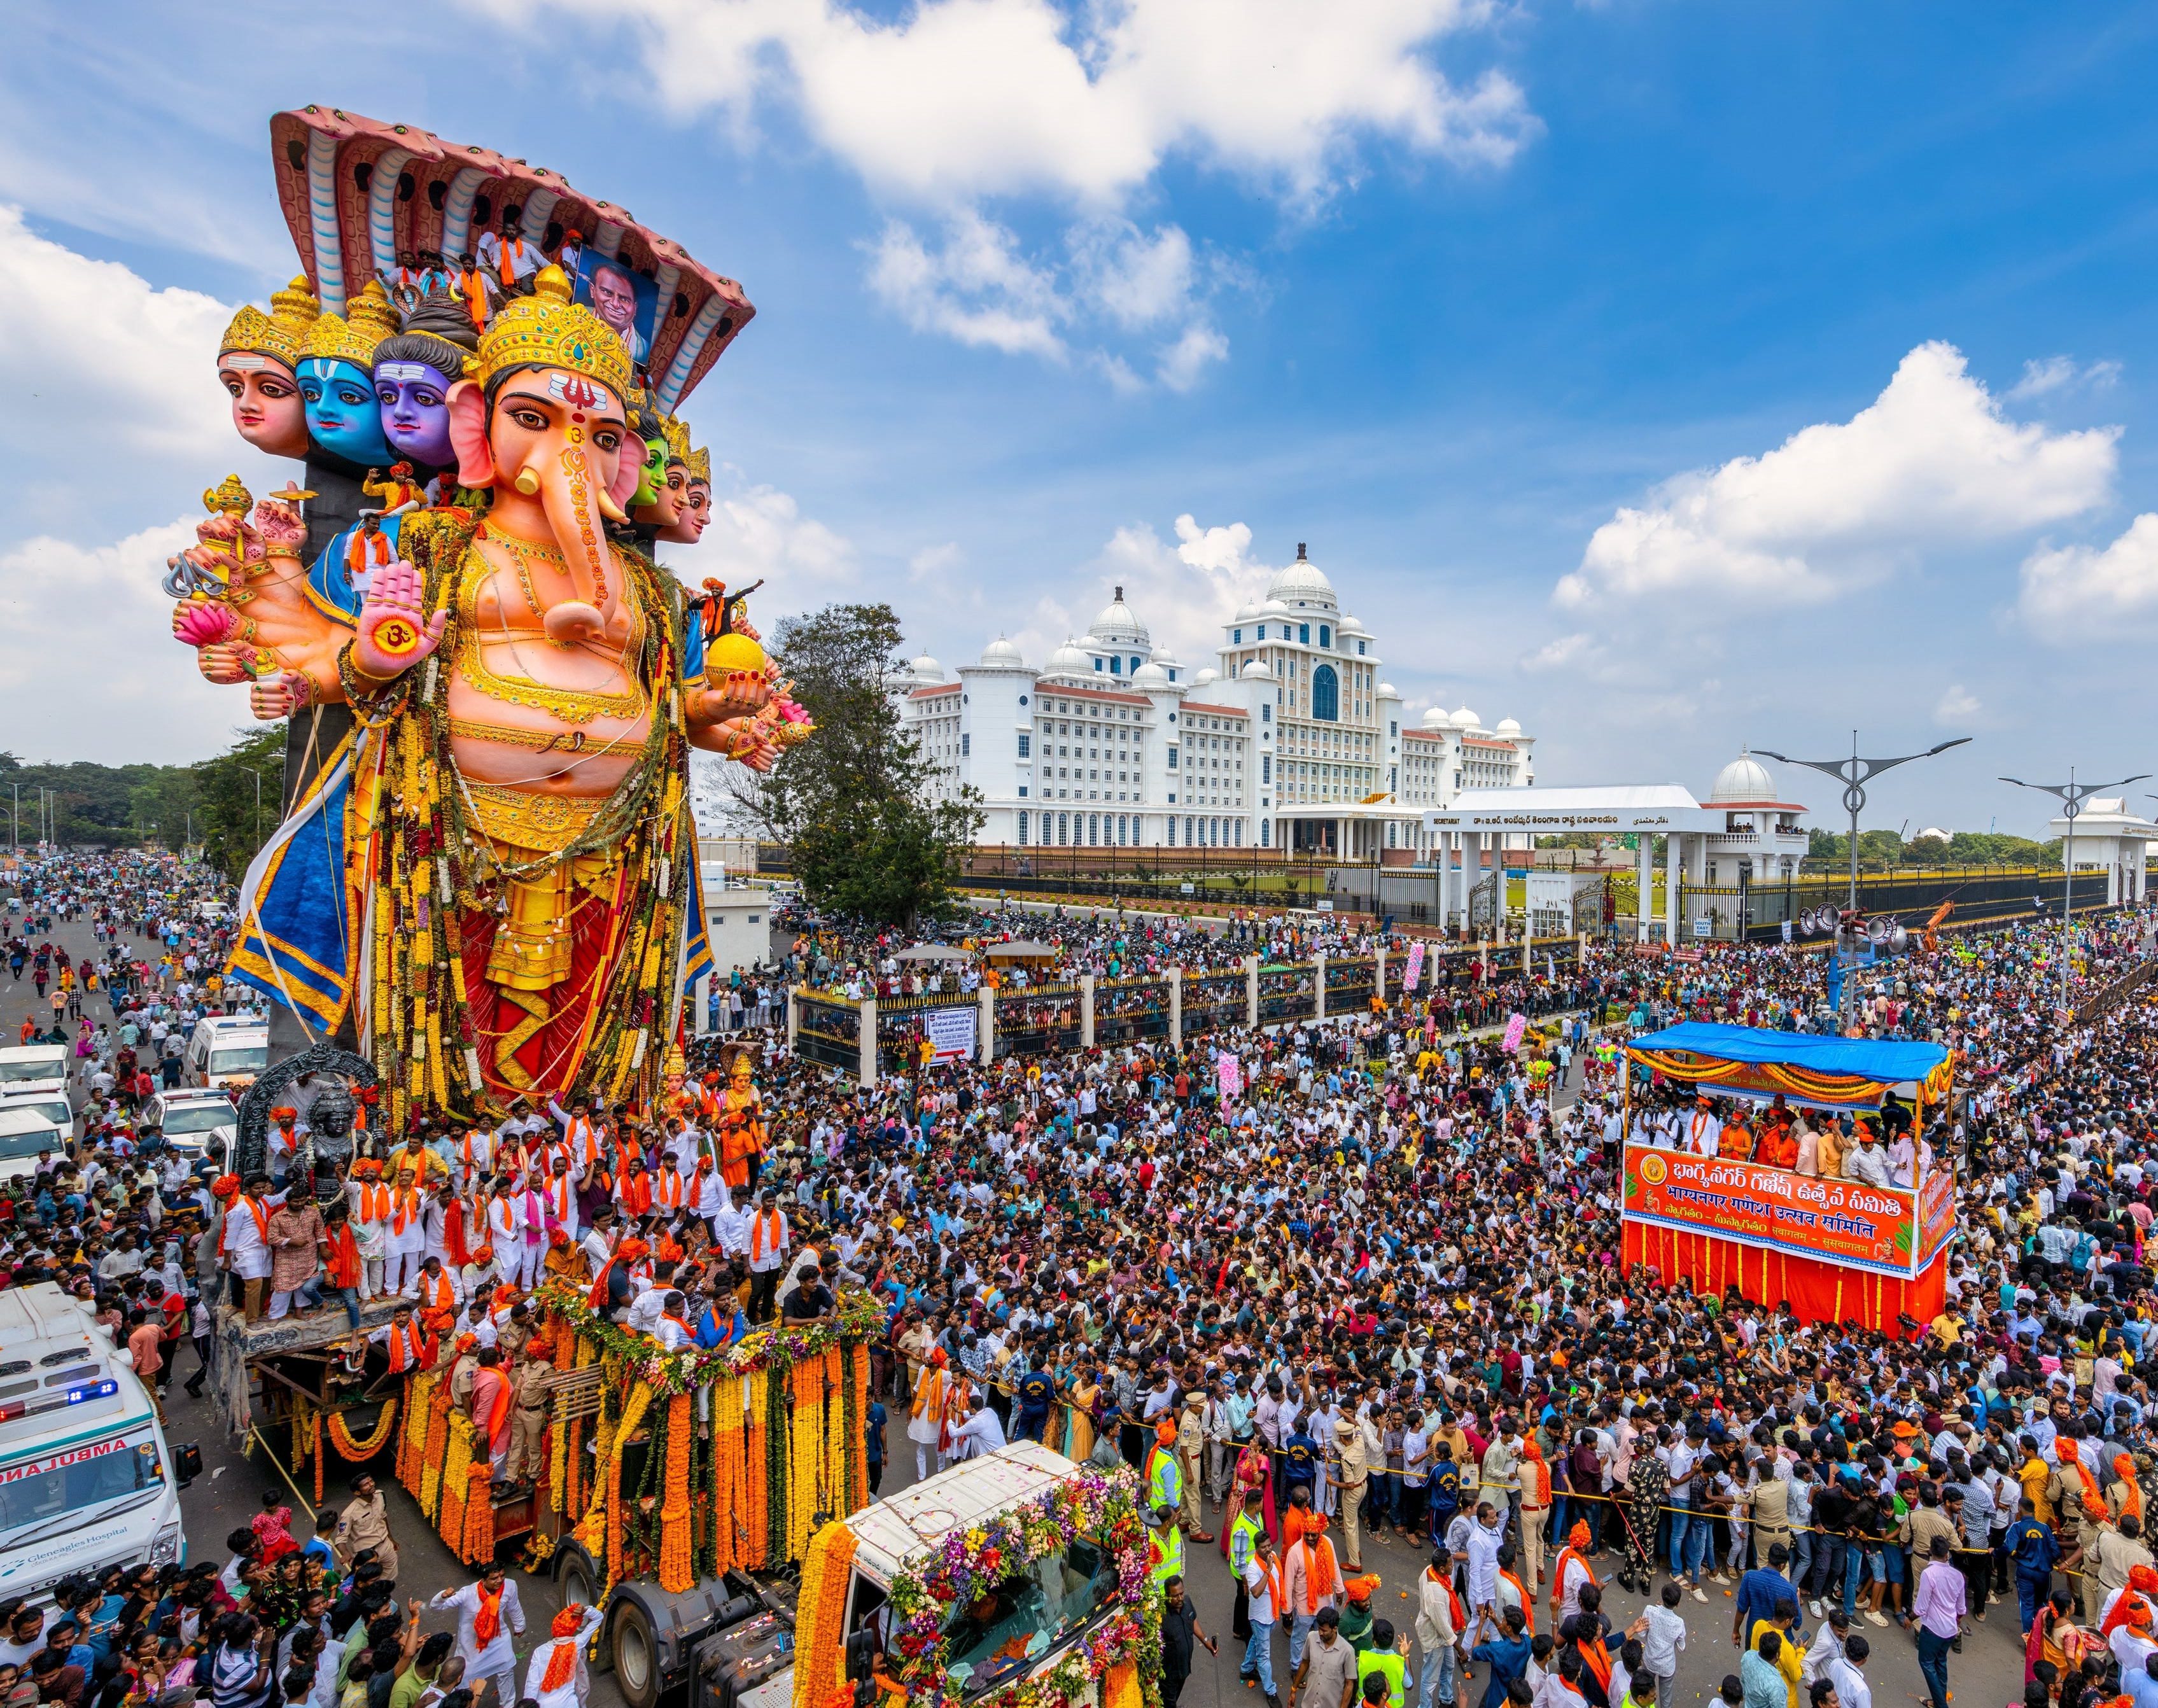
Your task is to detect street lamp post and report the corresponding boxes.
[2000,768,2151,1016]
[1758,732,1973,911]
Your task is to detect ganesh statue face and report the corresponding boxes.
[300,357,395,467]
[218,353,309,459]
[446,363,641,610]
[374,357,458,469]
[656,475,709,545]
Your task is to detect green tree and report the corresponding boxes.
[0,753,197,848]
[192,727,287,883]
[738,603,983,927]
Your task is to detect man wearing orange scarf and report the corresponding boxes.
[908,1348,950,1483]
[2055,1437,2117,1620]
[468,1346,514,1481]
[1282,1511,1345,1670]
[1553,1521,1599,1628]
[586,1236,649,1323]
[431,1562,524,1708]
[522,1602,605,1708]
[1519,1440,1552,1593]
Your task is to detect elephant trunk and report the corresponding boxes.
[532,437,619,646]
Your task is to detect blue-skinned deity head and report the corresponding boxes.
[298,281,397,468]
[371,297,480,472]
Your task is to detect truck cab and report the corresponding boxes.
[0,1283,192,1601]
[185,1018,268,1093]
[553,1443,1146,1708]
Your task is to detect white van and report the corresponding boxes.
[0,1047,68,1102]
[0,1284,190,1602]
[141,1091,237,1165]
[0,1108,66,1187]
[184,1018,268,1091]
[0,1096,73,1151]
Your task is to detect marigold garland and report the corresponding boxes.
[711,1386,745,1576]
[659,1392,694,1593]
[790,1519,858,1708]
[314,1411,325,1506]
[420,1381,454,1518]
[463,1455,496,1564]
[328,1399,401,1461]
[439,1415,473,1550]
[604,1434,625,1592]
[848,1345,871,1512]
[290,1397,312,1472]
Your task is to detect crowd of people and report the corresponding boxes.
[12,843,2158,1708]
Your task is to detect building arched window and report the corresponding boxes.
[1312,663,1340,722]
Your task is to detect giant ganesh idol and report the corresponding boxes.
[171,108,808,1126]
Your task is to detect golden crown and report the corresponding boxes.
[303,281,396,369]
[686,445,710,484]
[660,414,691,464]
[475,265,631,401]
[220,275,320,368]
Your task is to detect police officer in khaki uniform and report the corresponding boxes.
[503,1345,552,1485]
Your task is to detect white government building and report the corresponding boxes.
[895,547,1541,854]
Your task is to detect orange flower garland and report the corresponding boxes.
[438,1416,472,1549]
[789,1519,858,1708]
[419,1382,454,1518]
[659,1393,694,1592]
[848,1347,871,1511]
[711,1380,745,1574]
[742,1370,768,1572]
[604,1438,624,1590]
[330,1398,401,1461]
[464,1457,496,1564]
[787,1362,822,1562]
[314,1410,325,1504]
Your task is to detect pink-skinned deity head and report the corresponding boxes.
[217,277,319,459]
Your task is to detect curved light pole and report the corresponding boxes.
[1757,732,1973,910]
[2001,769,2150,1014]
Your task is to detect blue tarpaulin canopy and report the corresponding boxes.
[1627,1021,1949,1089]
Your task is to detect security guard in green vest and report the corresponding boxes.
[1355,1621,1407,1708]
[1147,1501,1185,1597]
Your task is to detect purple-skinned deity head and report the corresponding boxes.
[372,300,479,473]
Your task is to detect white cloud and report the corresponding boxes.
[1520,631,1595,673]
[908,542,963,580]
[689,469,858,601]
[866,212,1229,386]
[483,0,1538,208]
[1934,683,1982,725]
[2007,354,2122,401]
[2019,512,2158,640]
[1556,342,2120,611]
[0,519,250,762]
[1156,322,1230,391]
[865,214,1069,359]
[0,204,263,472]
[1007,512,1278,677]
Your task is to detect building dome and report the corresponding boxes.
[1087,584,1150,645]
[1709,747,1777,802]
[1042,638,1093,678]
[1233,599,1261,623]
[1266,543,1338,610]
[1338,612,1366,634]
[1191,667,1219,688]
[1377,682,1399,699]
[1240,659,1273,681]
[1420,706,1450,730]
[977,636,1024,668]
[1132,661,1170,688]
[1452,706,1480,731]
[1494,717,1522,737]
[1259,598,1290,619]
[910,652,946,684]
[1149,646,1180,673]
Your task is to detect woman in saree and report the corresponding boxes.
[2027,1586,2093,1695]
[1219,1434,1279,1558]
[1059,1350,1096,1464]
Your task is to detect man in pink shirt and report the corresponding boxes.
[125,1308,164,1422]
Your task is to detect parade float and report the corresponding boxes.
[1618,1023,1957,1331]
[172,106,810,1121]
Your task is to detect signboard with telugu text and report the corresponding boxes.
[1622,1142,1942,1278]
[1403,942,1426,992]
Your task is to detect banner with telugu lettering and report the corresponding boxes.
[1217,1053,1244,1098]
[1622,1143,1937,1278]
[1403,941,1426,993]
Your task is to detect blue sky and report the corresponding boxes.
[4,0,2157,836]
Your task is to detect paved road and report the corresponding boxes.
[0,909,2033,1708]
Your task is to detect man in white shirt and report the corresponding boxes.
[521,1602,605,1708]
[222,1173,277,1320]
[1845,1129,1896,1189]
[949,1395,1009,1461]
[430,1564,525,1708]
[1825,1635,1872,1708]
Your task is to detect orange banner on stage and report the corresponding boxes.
[1622,1143,1943,1278]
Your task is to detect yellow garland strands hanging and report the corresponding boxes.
[848,1346,871,1512]
[711,1376,745,1575]
[790,1520,858,1708]
[314,1410,325,1506]
[821,1349,845,1530]
[420,1380,454,1518]
[439,1416,474,1551]
[659,1392,694,1593]
[328,1399,401,1461]
[787,1362,819,1564]
[290,1396,313,1472]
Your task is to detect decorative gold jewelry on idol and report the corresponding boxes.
[304,280,396,367]
[220,276,320,367]
[475,266,631,400]
[685,445,710,484]
[659,414,691,464]
[454,552,647,725]
[203,475,252,519]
